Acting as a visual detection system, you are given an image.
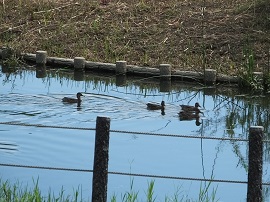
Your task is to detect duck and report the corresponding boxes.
[62,92,83,104]
[147,101,165,110]
[180,102,201,112]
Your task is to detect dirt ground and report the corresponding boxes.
[0,0,269,75]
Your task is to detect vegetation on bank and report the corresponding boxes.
[0,0,269,75]
[0,178,219,202]
[0,0,269,92]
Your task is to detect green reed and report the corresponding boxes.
[1,177,219,202]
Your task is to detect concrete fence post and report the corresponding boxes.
[247,126,263,202]
[204,69,216,85]
[116,61,127,74]
[159,64,171,79]
[74,57,85,71]
[36,51,47,66]
[92,116,111,202]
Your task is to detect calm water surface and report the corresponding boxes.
[1,67,270,201]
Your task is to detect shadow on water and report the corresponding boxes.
[1,65,270,201]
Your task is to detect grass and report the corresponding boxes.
[0,178,219,202]
[0,0,269,76]
[0,178,82,202]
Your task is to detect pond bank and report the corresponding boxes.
[0,48,238,85]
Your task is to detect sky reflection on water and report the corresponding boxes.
[1,67,270,201]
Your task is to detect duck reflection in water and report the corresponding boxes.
[178,110,203,126]
[147,101,165,115]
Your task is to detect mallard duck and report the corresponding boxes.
[62,92,83,104]
[180,102,201,112]
[147,101,165,110]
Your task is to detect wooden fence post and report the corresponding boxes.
[92,116,111,202]
[247,126,263,202]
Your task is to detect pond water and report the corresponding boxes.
[1,66,270,201]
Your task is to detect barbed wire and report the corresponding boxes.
[1,163,269,185]
[1,121,269,142]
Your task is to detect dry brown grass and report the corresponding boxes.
[0,0,269,75]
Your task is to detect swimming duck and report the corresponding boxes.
[180,102,201,112]
[147,101,165,110]
[62,92,83,104]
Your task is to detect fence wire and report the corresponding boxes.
[0,121,260,142]
[1,121,270,186]
[1,163,270,185]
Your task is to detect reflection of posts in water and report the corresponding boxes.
[116,74,127,86]
[36,51,47,66]
[36,64,46,78]
[203,87,216,96]
[247,126,263,202]
[92,116,111,202]
[74,57,85,81]
[160,78,171,92]
[159,64,171,92]
[74,70,85,81]
[116,61,127,86]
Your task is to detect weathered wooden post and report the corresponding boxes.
[159,64,171,92]
[36,51,47,66]
[92,116,111,202]
[247,126,263,202]
[204,69,216,85]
